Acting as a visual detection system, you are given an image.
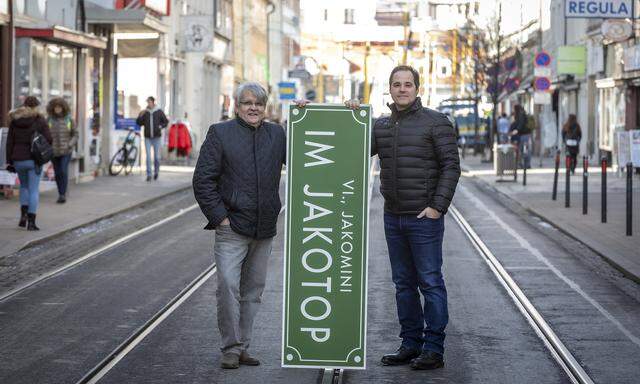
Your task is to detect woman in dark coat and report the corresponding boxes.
[47,97,78,203]
[562,114,582,174]
[6,96,52,230]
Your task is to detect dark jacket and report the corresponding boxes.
[372,98,460,214]
[510,112,530,136]
[6,106,52,164]
[136,107,169,138]
[192,117,286,239]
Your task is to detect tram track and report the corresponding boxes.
[449,205,595,384]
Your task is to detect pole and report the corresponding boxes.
[627,163,633,236]
[552,150,560,200]
[490,2,502,162]
[523,144,527,186]
[582,155,588,215]
[363,42,370,103]
[601,157,607,223]
[565,155,571,208]
[402,4,409,65]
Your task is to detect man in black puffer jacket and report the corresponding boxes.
[363,66,460,370]
[193,82,286,369]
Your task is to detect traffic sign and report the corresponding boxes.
[534,77,551,91]
[283,104,371,369]
[535,51,551,67]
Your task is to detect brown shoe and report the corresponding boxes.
[221,353,240,369]
[239,351,260,366]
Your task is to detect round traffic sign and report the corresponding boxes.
[534,77,551,91]
[535,51,551,67]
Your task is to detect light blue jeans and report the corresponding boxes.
[144,137,161,177]
[14,160,42,214]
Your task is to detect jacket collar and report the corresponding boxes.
[236,116,263,131]
[9,106,42,121]
[388,97,423,119]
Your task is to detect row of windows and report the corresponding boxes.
[323,8,355,24]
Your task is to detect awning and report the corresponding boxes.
[15,26,108,50]
[85,3,168,34]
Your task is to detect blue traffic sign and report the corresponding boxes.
[535,51,551,67]
[534,77,551,91]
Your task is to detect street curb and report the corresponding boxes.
[461,165,640,285]
[13,184,193,255]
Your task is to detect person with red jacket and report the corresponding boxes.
[6,96,52,230]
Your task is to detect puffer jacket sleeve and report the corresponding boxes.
[430,118,461,213]
[193,124,228,230]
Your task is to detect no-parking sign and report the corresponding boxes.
[534,77,551,91]
[535,51,551,67]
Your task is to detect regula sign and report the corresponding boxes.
[565,0,632,18]
[282,104,371,369]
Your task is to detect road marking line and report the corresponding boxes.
[458,184,640,348]
[0,204,199,303]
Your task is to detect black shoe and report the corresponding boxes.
[153,173,158,180]
[19,206,28,228]
[410,351,444,370]
[27,213,40,231]
[56,195,66,204]
[381,346,420,366]
[146,175,152,182]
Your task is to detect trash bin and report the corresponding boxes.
[494,143,517,180]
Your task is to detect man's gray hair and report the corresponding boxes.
[234,82,268,106]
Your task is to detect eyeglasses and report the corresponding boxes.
[239,101,266,108]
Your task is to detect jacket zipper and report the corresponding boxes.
[253,129,261,237]
[392,118,399,207]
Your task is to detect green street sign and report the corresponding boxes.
[282,104,371,369]
[558,45,586,76]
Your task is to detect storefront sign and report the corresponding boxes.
[565,0,632,18]
[283,104,371,369]
[115,118,141,132]
[182,16,213,52]
[602,19,632,42]
[278,82,297,100]
[558,46,587,75]
[624,44,640,72]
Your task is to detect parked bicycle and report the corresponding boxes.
[109,129,140,176]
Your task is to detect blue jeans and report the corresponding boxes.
[518,134,532,169]
[384,212,448,355]
[52,154,71,196]
[14,160,41,214]
[144,137,161,177]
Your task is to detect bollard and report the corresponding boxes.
[583,156,588,215]
[514,145,519,182]
[627,163,633,236]
[523,145,527,186]
[565,155,571,208]
[552,150,560,200]
[601,157,607,223]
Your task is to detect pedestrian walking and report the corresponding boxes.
[562,114,582,174]
[192,82,287,369]
[136,96,168,182]
[340,65,460,370]
[46,97,78,204]
[497,113,510,144]
[5,96,52,231]
[509,104,532,168]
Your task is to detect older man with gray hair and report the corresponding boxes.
[193,82,286,369]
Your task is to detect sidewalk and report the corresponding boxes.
[0,166,194,258]
[461,153,640,282]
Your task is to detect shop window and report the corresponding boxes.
[31,43,44,99]
[47,45,62,99]
[344,9,355,24]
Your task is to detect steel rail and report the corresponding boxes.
[449,205,595,384]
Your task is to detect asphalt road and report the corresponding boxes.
[2,175,639,383]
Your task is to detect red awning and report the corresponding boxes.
[15,26,107,50]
